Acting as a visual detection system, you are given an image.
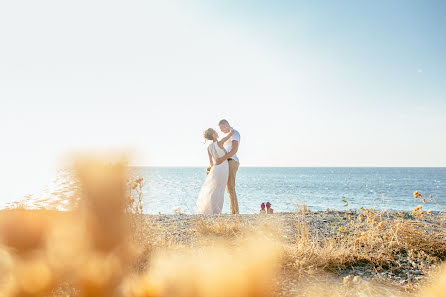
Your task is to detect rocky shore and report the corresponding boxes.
[144,210,446,294]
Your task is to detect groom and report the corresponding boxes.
[216,119,240,214]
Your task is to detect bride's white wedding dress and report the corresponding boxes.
[196,141,229,214]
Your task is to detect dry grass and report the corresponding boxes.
[277,274,410,297]
[193,216,247,238]
[282,208,446,278]
[0,158,445,297]
[420,264,446,297]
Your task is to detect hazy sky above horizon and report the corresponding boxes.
[1,0,445,198]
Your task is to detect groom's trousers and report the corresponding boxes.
[226,160,240,214]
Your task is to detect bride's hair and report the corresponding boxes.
[203,128,215,141]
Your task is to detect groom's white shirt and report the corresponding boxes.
[223,128,240,163]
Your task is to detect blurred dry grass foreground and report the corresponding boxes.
[0,158,445,297]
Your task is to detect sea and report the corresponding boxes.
[6,167,445,214]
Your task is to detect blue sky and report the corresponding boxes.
[203,0,446,97]
[1,0,445,201]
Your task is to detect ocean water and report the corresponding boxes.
[6,167,446,214]
[134,167,446,214]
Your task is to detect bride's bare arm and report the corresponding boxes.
[217,129,234,149]
[208,148,214,167]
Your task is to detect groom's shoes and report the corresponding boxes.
[266,202,274,214]
[260,203,266,214]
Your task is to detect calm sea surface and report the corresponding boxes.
[6,167,446,214]
[135,167,446,214]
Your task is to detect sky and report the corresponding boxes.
[1,0,445,198]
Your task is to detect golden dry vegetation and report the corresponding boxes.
[0,159,445,297]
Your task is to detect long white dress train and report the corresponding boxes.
[196,142,229,214]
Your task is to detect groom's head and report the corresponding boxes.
[218,119,231,133]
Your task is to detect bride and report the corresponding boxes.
[196,128,235,215]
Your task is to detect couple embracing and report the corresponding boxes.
[196,119,240,215]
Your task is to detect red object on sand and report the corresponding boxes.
[266,202,273,214]
[260,202,266,214]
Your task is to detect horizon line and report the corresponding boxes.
[129,165,446,168]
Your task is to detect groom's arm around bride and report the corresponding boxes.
[215,125,239,166]
[215,141,239,165]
